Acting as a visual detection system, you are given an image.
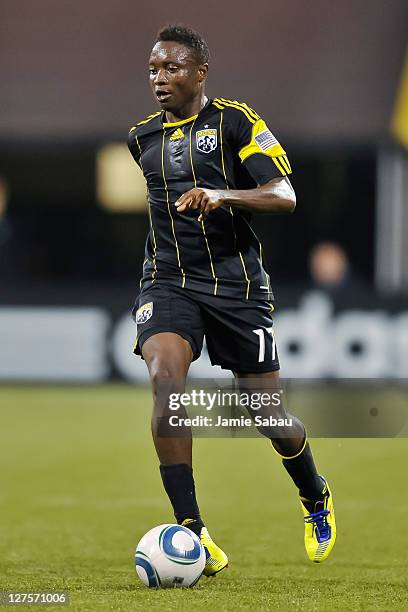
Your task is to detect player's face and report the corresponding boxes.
[149,41,207,112]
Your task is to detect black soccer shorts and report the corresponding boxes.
[132,283,280,373]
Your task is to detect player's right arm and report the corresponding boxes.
[175,177,295,219]
[218,99,296,213]
[176,99,296,217]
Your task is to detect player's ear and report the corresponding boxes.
[198,63,209,83]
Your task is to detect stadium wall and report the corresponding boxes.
[1,286,407,382]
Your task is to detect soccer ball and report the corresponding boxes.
[135,524,206,588]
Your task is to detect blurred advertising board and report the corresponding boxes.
[1,287,407,382]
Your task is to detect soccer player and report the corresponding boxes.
[128,24,336,573]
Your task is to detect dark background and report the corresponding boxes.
[0,146,375,285]
[0,0,406,293]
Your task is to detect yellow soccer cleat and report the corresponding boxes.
[200,527,228,576]
[300,478,336,563]
[181,519,228,577]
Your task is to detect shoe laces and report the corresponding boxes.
[304,508,330,542]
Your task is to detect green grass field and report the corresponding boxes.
[1,385,407,611]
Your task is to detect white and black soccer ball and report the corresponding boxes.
[135,524,206,588]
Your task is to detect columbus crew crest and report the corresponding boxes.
[196,128,217,153]
[136,302,153,324]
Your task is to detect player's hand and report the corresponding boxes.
[175,188,225,221]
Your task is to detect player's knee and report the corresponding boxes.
[251,407,295,440]
[149,358,185,404]
[150,365,176,396]
[150,362,173,383]
[150,359,184,381]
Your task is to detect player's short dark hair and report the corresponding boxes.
[156,24,210,65]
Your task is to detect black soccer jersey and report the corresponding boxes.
[127,98,292,300]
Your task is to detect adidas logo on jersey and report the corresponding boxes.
[169,128,185,141]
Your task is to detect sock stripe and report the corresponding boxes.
[271,434,307,459]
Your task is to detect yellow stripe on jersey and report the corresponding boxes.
[161,129,186,288]
[239,252,251,300]
[283,154,292,172]
[238,119,290,175]
[213,98,256,124]
[272,156,286,175]
[201,219,218,295]
[218,98,261,122]
[147,199,158,283]
[135,133,158,282]
[136,111,162,126]
[188,119,219,295]
[134,133,143,165]
[278,155,291,174]
[218,108,252,299]
[219,110,229,189]
[212,100,227,114]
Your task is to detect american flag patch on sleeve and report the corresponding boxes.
[254,130,278,151]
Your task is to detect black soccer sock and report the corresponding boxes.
[159,463,204,536]
[280,441,326,506]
